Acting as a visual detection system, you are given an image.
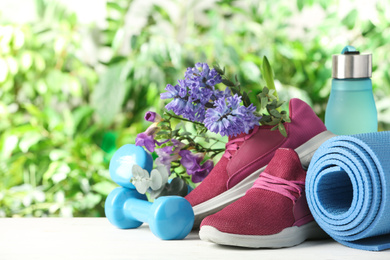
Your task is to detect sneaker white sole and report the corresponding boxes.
[199,221,329,248]
[192,130,336,228]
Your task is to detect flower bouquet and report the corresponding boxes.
[116,57,290,199]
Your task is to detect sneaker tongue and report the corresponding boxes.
[226,126,259,157]
[263,148,306,182]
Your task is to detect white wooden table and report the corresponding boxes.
[0,218,389,260]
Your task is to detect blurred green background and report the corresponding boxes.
[1,0,389,217]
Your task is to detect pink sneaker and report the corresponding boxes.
[186,98,335,227]
[199,148,327,248]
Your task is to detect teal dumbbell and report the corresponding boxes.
[108,144,153,189]
[105,187,194,240]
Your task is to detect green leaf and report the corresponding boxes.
[171,129,179,136]
[259,115,271,122]
[130,35,138,50]
[43,162,70,184]
[49,149,69,161]
[278,123,287,137]
[234,74,240,85]
[319,0,331,9]
[0,58,9,83]
[261,57,278,99]
[72,106,94,133]
[107,2,125,13]
[156,130,169,136]
[276,100,285,108]
[270,109,281,118]
[91,63,128,126]
[257,92,269,110]
[78,193,102,210]
[19,131,42,153]
[342,9,358,30]
[268,90,277,100]
[180,131,192,136]
[112,28,125,52]
[222,79,235,87]
[213,64,225,75]
[24,104,44,119]
[91,181,117,196]
[260,96,268,109]
[282,113,291,123]
[153,4,172,23]
[242,91,251,107]
[0,135,18,159]
[263,118,280,126]
[229,86,240,95]
[297,0,304,11]
[101,131,117,154]
[241,61,261,82]
[254,111,262,118]
[101,56,127,66]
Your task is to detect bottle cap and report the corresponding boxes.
[332,46,372,79]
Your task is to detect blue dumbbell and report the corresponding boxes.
[109,144,153,189]
[105,187,194,240]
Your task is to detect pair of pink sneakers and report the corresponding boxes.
[185,98,334,248]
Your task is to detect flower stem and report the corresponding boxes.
[165,112,205,126]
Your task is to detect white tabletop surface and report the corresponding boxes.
[0,218,389,260]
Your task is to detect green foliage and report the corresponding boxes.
[257,87,290,137]
[214,63,252,107]
[2,0,390,217]
[260,57,278,100]
[215,60,289,137]
[0,0,111,217]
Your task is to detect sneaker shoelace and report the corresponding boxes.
[251,172,305,203]
[223,126,259,160]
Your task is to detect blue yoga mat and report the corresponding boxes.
[306,131,390,251]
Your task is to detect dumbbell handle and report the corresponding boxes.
[124,198,151,224]
[105,187,194,240]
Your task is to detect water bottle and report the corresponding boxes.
[325,46,378,135]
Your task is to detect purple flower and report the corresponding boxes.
[204,94,261,137]
[182,101,206,122]
[160,84,181,99]
[160,63,226,123]
[144,111,162,123]
[135,132,156,152]
[179,150,214,183]
[185,63,223,105]
[191,160,213,183]
[179,150,201,170]
[145,124,159,135]
[155,139,185,169]
[185,63,222,89]
[165,98,187,116]
[135,123,163,152]
[155,147,180,167]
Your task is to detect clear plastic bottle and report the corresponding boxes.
[325,46,378,135]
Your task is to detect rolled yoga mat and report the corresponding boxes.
[306,131,390,251]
